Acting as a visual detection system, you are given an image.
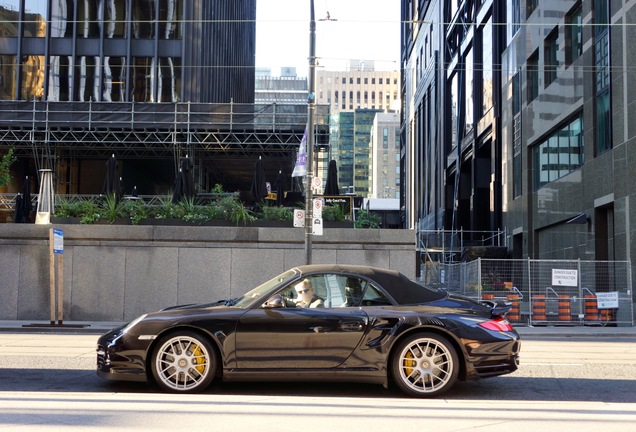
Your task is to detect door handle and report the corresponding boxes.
[339,321,365,331]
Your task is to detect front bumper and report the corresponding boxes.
[96,328,151,383]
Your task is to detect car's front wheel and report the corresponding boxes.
[391,333,459,397]
[151,331,216,393]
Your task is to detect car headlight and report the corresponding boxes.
[121,314,148,334]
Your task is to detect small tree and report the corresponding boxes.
[0,148,17,189]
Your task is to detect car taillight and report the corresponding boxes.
[478,317,514,332]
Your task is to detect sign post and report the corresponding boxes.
[50,228,64,325]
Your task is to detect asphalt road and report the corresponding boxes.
[0,333,635,431]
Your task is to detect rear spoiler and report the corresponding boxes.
[479,299,512,317]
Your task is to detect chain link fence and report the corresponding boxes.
[436,259,633,326]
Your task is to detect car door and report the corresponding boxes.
[234,274,369,369]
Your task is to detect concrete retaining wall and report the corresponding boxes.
[0,224,416,322]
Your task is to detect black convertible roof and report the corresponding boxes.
[295,264,446,305]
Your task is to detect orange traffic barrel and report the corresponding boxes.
[600,309,614,322]
[532,295,547,321]
[482,293,495,301]
[506,294,520,322]
[558,295,572,321]
[584,294,598,321]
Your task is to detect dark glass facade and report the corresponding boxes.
[0,0,255,103]
[0,0,263,196]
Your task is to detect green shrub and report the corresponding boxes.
[355,209,381,229]
[260,205,293,221]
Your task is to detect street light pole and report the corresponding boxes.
[304,0,316,265]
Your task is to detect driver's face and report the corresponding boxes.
[295,282,313,300]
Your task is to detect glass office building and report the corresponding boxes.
[0,0,255,104]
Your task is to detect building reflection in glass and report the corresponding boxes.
[22,1,47,100]
[0,1,21,99]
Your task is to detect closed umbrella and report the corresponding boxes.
[103,154,122,201]
[172,157,195,203]
[250,157,268,205]
[324,160,340,195]
[180,156,195,198]
[14,176,32,223]
[274,170,285,206]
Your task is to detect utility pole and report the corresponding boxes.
[304,0,316,265]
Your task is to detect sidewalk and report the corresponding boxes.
[0,320,634,337]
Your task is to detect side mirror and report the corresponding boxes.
[262,294,284,308]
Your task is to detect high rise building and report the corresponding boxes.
[316,61,400,197]
[401,0,636,288]
[255,68,307,105]
[316,62,400,112]
[370,111,400,199]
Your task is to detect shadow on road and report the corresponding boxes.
[0,368,634,403]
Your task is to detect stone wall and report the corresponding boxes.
[0,224,416,322]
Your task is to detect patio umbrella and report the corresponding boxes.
[274,170,285,206]
[172,157,195,203]
[250,157,268,205]
[103,154,122,201]
[180,156,195,198]
[324,160,340,195]
[14,176,32,223]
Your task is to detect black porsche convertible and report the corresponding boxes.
[97,264,520,397]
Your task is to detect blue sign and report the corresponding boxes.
[53,228,64,254]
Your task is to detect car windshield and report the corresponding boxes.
[230,269,299,308]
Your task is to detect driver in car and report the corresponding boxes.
[294,279,324,308]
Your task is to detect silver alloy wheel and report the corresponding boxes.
[154,334,212,392]
[396,336,455,395]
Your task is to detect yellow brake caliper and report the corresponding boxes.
[404,351,416,375]
[192,344,206,374]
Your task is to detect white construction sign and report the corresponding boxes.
[552,269,578,286]
[596,292,619,309]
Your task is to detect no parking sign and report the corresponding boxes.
[293,209,305,227]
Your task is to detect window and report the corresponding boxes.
[379,78,383,84]
[544,28,558,86]
[481,17,493,115]
[342,77,346,84]
[566,4,583,65]
[510,0,520,37]
[383,127,389,148]
[595,1,611,154]
[450,73,459,148]
[357,78,361,84]
[465,47,474,135]
[527,51,539,103]
[527,0,538,17]
[533,115,584,189]
[276,274,390,308]
[512,72,522,198]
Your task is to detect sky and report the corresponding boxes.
[255,0,401,76]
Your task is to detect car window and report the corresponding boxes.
[359,283,392,306]
[233,269,297,307]
[276,274,372,308]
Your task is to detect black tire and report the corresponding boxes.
[390,333,459,397]
[151,331,216,393]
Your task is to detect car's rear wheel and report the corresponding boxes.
[151,331,216,393]
[391,333,459,397]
